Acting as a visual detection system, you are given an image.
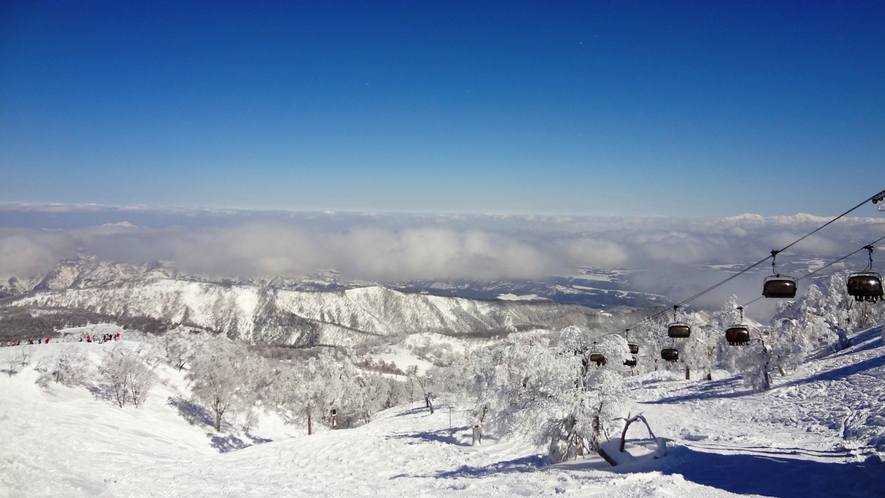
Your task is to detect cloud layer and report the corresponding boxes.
[1,205,883,314]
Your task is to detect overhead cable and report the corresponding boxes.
[624,188,885,331]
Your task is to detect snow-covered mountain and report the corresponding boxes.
[7,256,617,347]
[4,254,660,308]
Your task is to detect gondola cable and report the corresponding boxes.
[740,233,885,309]
[623,188,885,332]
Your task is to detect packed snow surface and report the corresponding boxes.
[2,326,885,497]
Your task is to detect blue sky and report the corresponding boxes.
[2,1,884,216]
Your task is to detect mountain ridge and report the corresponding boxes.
[7,255,617,347]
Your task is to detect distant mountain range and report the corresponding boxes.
[2,255,657,346]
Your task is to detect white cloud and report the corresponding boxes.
[0,206,882,311]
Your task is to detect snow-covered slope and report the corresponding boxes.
[2,325,884,497]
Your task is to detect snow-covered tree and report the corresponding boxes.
[161,327,196,371]
[99,344,158,408]
[467,328,633,463]
[273,348,358,435]
[770,283,849,360]
[408,365,435,414]
[350,372,389,425]
[187,335,255,431]
[100,346,130,408]
[683,298,743,381]
[723,327,774,392]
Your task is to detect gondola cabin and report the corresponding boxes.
[668,323,691,338]
[763,275,797,298]
[847,271,884,303]
[661,348,679,362]
[623,357,637,367]
[628,343,639,355]
[725,325,751,346]
[589,353,606,367]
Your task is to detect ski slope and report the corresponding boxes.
[1,326,884,497]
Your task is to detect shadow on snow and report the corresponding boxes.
[393,406,435,418]
[781,353,885,389]
[661,445,885,498]
[208,433,272,453]
[639,376,753,405]
[386,427,474,447]
[391,454,549,480]
[641,326,884,405]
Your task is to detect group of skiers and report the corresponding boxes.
[3,332,122,347]
[3,338,51,347]
[83,332,121,343]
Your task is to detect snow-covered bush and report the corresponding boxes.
[35,346,92,388]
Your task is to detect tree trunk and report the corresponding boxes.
[620,413,665,458]
[307,405,313,435]
[597,447,617,466]
[425,395,434,414]
[472,425,482,445]
[213,397,223,431]
[685,365,690,380]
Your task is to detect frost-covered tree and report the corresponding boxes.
[350,372,389,425]
[36,346,91,388]
[408,365,435,414]
[723,327,774,392]
[5,351,19,377]
[770,283,849,359]
[426,352,475,419]
[100,347,130,408]
[99,344,158,408]
[161,327,196,371]
[627,311,674,374]
[127,358,158,408]
[385,377,412,409]
[187,335,254,431]
[18,345,32,367]
[273,348,356,435]
[682,298,744,381]
[468,328,633,463]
